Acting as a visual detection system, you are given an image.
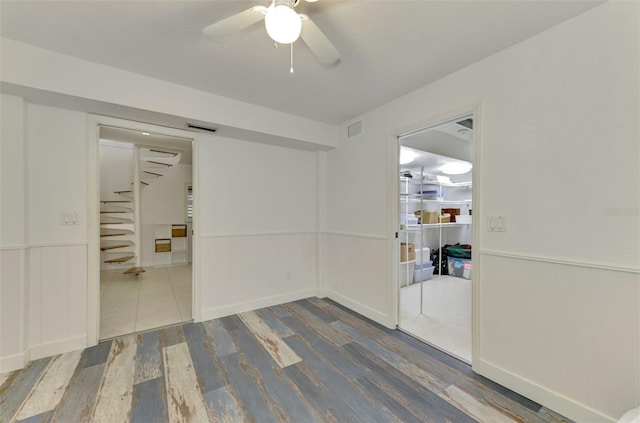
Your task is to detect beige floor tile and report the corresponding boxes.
[139,280,174,300]
[101,281,140,306]
[137,296,181,319]
[100,300,137,339]
[100,264,192,340]
[176,298,192,321]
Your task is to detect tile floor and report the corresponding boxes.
[399,275,472,363]
[100,264,192,340]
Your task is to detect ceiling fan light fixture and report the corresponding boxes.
[265,2,302,44]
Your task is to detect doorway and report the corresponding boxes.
[397,114,475,363]
[87,116,198,344]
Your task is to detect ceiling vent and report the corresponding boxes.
[347,121,363,140]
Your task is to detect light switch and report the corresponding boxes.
[60,210,81,225]
[488,215,507,232]
[496,216,506,232]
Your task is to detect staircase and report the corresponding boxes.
[100,147,181,275]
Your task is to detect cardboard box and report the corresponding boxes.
[438,213,451,223]
[155,239,171,252]
[400,242,416,262]
[172,224,187,237]
[414,210,438,224]
[441,208,460,223]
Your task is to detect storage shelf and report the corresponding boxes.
[154,224,188,266]
[401,223,471,231]
[400,196,472,204]
[401,177,472,188]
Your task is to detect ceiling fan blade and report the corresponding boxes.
[300,15,340,65]
[203,7,266,39]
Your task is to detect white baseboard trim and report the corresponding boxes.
[474,359,616,423]
[0,335,86,373]
[316,289,329,299]
[0,350,30,373]
[324,289,395,329]
[29,336,87,362]
[200,288,318,322]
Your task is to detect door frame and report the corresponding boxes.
[387,103,482,365]
[86,115,200,346]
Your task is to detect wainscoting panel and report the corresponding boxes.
[199,232,318,320]
[476,252,639,422]
[28,245,88,360]
[325,232,392,326]
[0,248,28,371]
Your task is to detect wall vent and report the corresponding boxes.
[347,121,363,140]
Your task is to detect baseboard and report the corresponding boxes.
[29,336,87,362]
[200,288,318,322]
[0,350,30,373]
[316,289,329,299]
[474,359,616,423]
[325,289,395,329]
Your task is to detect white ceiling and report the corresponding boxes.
[400,117,472,182]
[0,1,602,125]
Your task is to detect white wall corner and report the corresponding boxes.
[325,289,396,329]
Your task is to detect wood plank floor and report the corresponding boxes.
[0,298,572,423]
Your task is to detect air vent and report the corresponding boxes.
[187,122,217,133]
[347,121,363,140]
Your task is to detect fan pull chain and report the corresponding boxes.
[290,42,294,74]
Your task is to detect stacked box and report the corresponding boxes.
[400,242,415,262]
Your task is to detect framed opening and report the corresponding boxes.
[87,115,199,345]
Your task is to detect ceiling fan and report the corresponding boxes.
[203,0,340,66]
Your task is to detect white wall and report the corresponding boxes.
[197,134,318,319]
[0,94,28,371]
[0,99,88,372]
[141,163,192,266]
[141,163,191,224]
[0,97,322,372]
[0,38,338,150]
[325,2,639,422]
[99,141,133,201]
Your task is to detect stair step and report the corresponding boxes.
[100,211,127,213]
[100,221,133,224]
[104,255,134,264]
[100,224,134,232]
[123,266,146,275]
[101,204,133,210]
[100,244,130,251]
[101,200,132,203]
[114,190,132,194]
[100,233,127,237]
[145,160,173,167]
[148,149,178,156]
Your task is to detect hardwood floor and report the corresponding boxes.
[0,298,571,423]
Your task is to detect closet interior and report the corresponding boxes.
[398,116,474,363]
